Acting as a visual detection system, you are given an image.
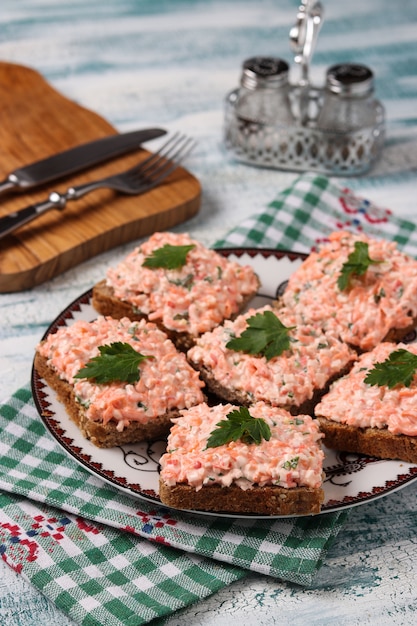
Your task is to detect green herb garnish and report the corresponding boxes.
[226,310,295,360]
[364,348,417,389]
[142,243,195,269]
[337,241,382,291]
[169,273,194,290]
[74,342,152,384]
[206,406,271,448]
[283,457,299,470]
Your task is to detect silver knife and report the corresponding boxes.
[0,127,166,196]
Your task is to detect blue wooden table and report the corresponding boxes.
[1,1,417,624]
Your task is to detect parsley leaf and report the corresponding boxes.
[142,243,195,270]
[74,342,152,384]
[226,310,295,360]
[364,348,417,389]
[206,406,272,448]
[337,241,382,291]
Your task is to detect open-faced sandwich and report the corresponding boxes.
[315,341,417,464]
[92,231,260,351]
[33,228,417,516]
[187,304,357,414]
[159,401,325,515]
[35,315,206,448]
[277,230,417,352]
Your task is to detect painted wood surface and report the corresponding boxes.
[1,1,417,624]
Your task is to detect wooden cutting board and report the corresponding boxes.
[0,62,201,293]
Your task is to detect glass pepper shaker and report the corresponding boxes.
[316,63,385,132]
[315,63,385,170]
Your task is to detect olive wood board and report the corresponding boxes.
[0,62,201,293]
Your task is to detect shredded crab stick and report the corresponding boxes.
[159,402,324,491]
[187,305,357,408]
[280,230,417,351]
[315,342,417,437]
[37,316,205,432]
[105,231,260,336]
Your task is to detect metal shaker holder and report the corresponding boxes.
[224,0,385,176]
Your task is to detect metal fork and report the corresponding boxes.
[0,133,195,240]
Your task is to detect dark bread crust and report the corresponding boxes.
[92,280,194,351]
[317,416,417,464]
[92,279,259,352]
[34,352,178,448]
[194,364,352,416]
[376,322,417,346]
[92,280,145,322]
[159,478,324,516]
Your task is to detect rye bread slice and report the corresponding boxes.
[277,230,417,352]
[314,342,417,463]
[317,417,417,464]
[187,305,357,415]
[193,363,353,416]
[159,478,324,516]
[92,280,258,352]
[35,351,183,448]
[158,401,325,516]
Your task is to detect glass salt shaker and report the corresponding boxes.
[317,63,385,132]
[232,56,294,125]
[224,56,295,166]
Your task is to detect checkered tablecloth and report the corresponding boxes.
[2,173,416,626]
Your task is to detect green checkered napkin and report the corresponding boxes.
[214,173,417,256]
[1,172,415,626]
[0,388,348,626]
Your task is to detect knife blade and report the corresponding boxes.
[0,127,166,196]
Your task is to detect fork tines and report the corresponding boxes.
[135,133,196,184]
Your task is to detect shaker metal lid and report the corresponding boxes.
[241,56,289,89]
[325,63,374,96]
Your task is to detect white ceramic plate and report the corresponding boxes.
[32,249,417,519]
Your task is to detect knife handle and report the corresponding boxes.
[0,175,18,195]
[0,194,63,240]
